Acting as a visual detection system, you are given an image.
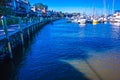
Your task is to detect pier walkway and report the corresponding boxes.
[0,16,58,59]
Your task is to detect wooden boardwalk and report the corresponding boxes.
[0,16,58,60]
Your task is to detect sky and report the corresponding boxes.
[29,0,120,15]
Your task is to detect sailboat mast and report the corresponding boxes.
[112,0,115,13]
[93,7,95,19]
[103,0,106,16]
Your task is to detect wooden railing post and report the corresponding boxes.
[18,17,24,46]
[31,17,34,33]
[34,17,37,31]
[39,17,41,22]
[51,17,53,21]
[1,16,13,59]
[26,17,31,39]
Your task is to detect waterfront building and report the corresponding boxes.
[0,0,14,9]
[15,0,31,16]
[33,3,48,17]
[0,0,16,16]
[0,0,31,17]
[31,6,44,17]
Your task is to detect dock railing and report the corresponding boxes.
[0,16,58,59]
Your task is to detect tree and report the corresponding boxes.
[58,11,65,17]
[0,0,15,16]
[33,3,48,10]
[0,0,12,6]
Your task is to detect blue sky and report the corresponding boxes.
[29,0,120,14]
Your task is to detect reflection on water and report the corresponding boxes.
[0,19,120,80]
[79,24,86,27]
[110,22,120,27]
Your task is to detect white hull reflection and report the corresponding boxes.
[110,22,120,27]
[79,24,86,27]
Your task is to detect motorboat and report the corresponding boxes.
[77,18,86,24]
[109,12,120,23]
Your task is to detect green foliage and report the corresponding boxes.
[0,20,2,26]
[0,16,19,27]
[34,3,48,10]
[6,16,19,25]
[58,12,65,17]
[0,5,15,16]
[0,0,12,6]
[0,5,16,26]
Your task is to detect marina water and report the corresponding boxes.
[0,19,120,80]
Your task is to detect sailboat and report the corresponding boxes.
[97,0,108,23]
[77,14,86,24]
[102,0,108,23]
[92,8,98,24]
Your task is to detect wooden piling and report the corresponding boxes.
[27,17,30,39]
[1,16,13,59]
[18,17,24,46]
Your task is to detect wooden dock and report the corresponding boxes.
[0,16,58,60]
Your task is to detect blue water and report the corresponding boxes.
[0,19,120,80]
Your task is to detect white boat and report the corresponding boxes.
[109,0,120,24]
[72,18,78,23]
[77,15,87,24]
[77,18,86,24]
[98,16,108,23]
[109,12,120,23]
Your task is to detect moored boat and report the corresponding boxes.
[92,19,98,24]
[77,18,86,24]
